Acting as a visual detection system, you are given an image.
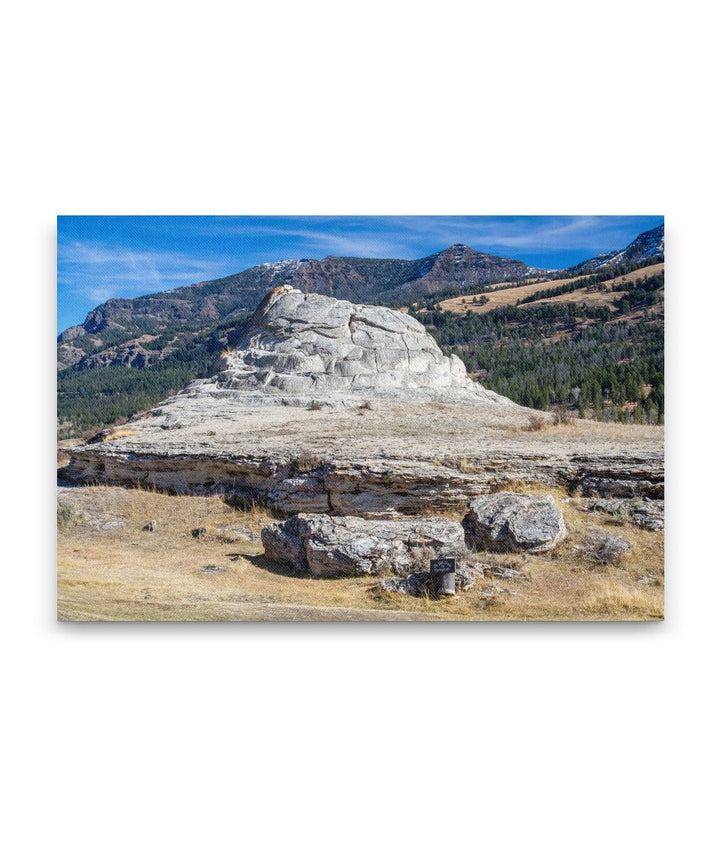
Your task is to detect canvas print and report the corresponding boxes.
[57,216,664,621]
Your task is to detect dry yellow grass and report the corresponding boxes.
[438,274,591,315]
[587,579,662,616]
[103,427,139,441]
[57,482,664,622]
[437,263,664,316]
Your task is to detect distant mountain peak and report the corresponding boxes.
[569,223,664,274]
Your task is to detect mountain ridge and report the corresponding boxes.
[57,243,551,370]
[59,226,664,372]
[566,225,664,274]
[59,244,544,334]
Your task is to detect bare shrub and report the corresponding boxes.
[577,533,632,566]
[406,543,436,574]
[551,408,576,426]
[294,451,325,473]
[524,414,546,432]
[57,497,78,529]
[607,508,630,527]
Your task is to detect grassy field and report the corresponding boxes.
[438,263,665,315]
[57,482,664,622]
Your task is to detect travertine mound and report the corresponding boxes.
[191,285,508,405]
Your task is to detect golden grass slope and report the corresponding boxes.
[438,263,664,316]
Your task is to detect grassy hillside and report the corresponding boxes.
[415,266,664,423]
[438,261,664,315]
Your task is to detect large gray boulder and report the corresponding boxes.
[206,285,506,404]
[464,492,567,553]
[261,513,466,577]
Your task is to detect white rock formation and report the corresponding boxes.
[189,285,508,405]
[61,287,664,513]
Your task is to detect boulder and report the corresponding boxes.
[464,492,566,553]
[98,519,125,530]
[261,513,466,577]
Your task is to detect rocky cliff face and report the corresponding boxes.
[61,400,664,516]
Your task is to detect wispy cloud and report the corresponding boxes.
[376,216,646,253]
[213,225,415,259]
[200,215,657,258]
[58,241,233,299]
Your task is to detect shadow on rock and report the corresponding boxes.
[241,552,311,579]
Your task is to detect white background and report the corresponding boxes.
[2,1,718,854]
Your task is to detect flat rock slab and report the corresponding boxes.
[215,525,260,543]
[97,519,125,530]
[464,492,567,553]
[61,399,664,515]
[262,513,466,578]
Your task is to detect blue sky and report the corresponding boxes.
[57,215,663,332]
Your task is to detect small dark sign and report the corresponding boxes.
[429,557,457,596]
[430,558,456,574]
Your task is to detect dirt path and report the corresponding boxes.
[57,598,444,622]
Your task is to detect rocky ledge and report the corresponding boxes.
[61,399,664,514]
